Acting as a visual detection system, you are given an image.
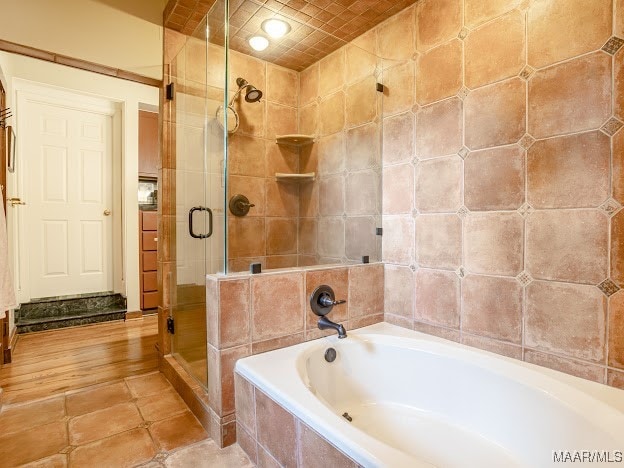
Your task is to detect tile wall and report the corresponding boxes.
[234,371,358,467]
[206,263,384,445]
[375,0,624,389]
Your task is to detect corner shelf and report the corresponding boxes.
[275,134,315,147]
[275,172,315,182]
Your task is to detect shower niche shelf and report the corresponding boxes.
[275,172,315,182]
[275,134,315,147]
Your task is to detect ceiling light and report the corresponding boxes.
[262,19,291,39]
[248,36,269,51]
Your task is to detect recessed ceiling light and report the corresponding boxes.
[261,19,291,39]
[248,36,269,51]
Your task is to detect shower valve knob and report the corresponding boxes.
[229,194,255,217]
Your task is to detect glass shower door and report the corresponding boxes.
[169,13,226,388]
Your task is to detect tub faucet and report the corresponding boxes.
[310,285,347,339]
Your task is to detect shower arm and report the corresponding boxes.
[228,84,250,107]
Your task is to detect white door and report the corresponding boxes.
[22,95,113,299]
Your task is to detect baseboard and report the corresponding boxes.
[3,326,17,363]
[125,310,143,320]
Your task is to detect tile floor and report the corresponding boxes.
[0,372,253,467]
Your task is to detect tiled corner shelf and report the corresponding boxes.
[275,172,315,182]
[275,134,315,147]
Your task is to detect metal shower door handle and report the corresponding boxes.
[188,206,213,239]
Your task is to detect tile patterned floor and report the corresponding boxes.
[0,372,253,467]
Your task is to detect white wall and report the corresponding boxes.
[0,51,159,321]
[0,0,165,80]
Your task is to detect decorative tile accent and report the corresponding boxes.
[601,36,624,55]
[412,208,419,216]
[458,147,470,159]
[457,206,470,218]
[601,118,624,136]
[458,28,469,40]
[518,134,536,149]
[516,271,533,286]
[410,264,417,272]
[457,87,470,100]
[455,266,465,278]
[597,279,620,297]
[517,202,534,218]
[519,65,535,81]
[599,198,622,217]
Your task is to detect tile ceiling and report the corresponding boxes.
[164,0,420,71]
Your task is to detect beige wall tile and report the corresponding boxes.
[416,40,463,105]
[614,130,624,206]
[266,103,297,140]
[346,76,378,127]
[609,291,624,369]
[413,321,460,342]
[299,102,319,136]
[465,0,521,27]
[348,264,384,317]
[465,11,525,89]
[228,217,265,258]
[416,0,462,51]
[527,131,610,209]
[415,214,462,270]
[414,269,460,328]
[465,78,526,150]
[251,273,304,341]
[266,218,297,255]
[255,391,297,468]
[231,52,266,93]
[523,350,605,383]
[528,52,611,139]
[616,48,624,121]
[346,41,378,85]
[527,0,612,68]
[612,211,624,286]
[298,218,318,255]
[266,255,298,270]
[382,61,415,116]
[237,100,266,138]
[299,180,319,218]
[384,264,414,318]
[345,170,380,215]
[318,217,345,258]
[265,179,298,217]
[460,334,523,360]
[464,212,524,276]
[252,333,304,355]
[416,98,463,159]
[266,64,298,107]
[383,112,414,165]
[526,210,608,284]
[319,175,345,216]
[462,274,523,344]
[383,215,415,265]
[299,62,319,107]
[345,216,378,261]
[318,133,345,175]
[319,49,346,97]
[319,91,345,136]
[377,7,416,61]
[219,279,250,348]
[609,370,624,390]
[526,281,606,362]
[617,0,624,37]
[383,164,414,215]
[298,422,357,468]
[464,146,525,211]
[266,144,299,178]
[346,123,380,170]
[228,134,266,177]
[414,157,462,213]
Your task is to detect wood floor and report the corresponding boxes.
[0,316,159,404]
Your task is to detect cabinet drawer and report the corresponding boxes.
[142,272,157,292]
[142,232,157,251]
[142,292,158,310]
[142,252,157,271]
[142,211,157,231]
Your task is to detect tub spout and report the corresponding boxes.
[318,316,347,339]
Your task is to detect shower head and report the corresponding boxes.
[231,77,263,105]
[244,86,263,103]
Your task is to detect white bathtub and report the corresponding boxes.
[235,323,624,468]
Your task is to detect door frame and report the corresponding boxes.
[12,79,123,303]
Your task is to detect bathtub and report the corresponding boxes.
[235,323,624,467]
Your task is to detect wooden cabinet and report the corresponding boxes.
[138,110,158,178]
[139,211,158,311]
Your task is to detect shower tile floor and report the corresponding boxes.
[0,372,253,467]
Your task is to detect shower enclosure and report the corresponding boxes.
[164,0,387,389]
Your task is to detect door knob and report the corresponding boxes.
[103,209,111,216]
[7,197,26,207]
